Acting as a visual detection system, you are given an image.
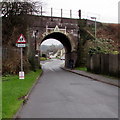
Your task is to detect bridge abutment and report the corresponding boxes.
[65,51,77,68]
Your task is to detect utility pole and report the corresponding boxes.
[95,18,97,39]
[91,17,97,39]
[76,9,82,67]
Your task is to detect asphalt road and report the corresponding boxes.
[18,59,118,118]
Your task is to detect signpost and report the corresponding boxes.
[16,34,26,79]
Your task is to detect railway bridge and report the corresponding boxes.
[26,14,95,68]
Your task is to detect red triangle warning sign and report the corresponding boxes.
[16,34,26,43]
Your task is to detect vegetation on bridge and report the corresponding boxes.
[77,19,120,67]
[88,23,120,55]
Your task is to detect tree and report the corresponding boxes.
[1,0,42,18]
[2,0,42,45]
[2,1,42,74]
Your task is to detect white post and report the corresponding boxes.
[21,47,23,71]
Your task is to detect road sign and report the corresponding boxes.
[16,44,26,47]
[16,34,27,80]
[16,34,26,43]
[19,71,24,79]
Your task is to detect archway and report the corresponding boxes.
[40,32,75,68]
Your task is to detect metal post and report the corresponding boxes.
[95,18,97,39]
[61,9,63,23]
[70,10,72,18]
[51,8,53,21]
[61,9,63,18]
[21,47,23,71]
[51,8,53,17]
[41,6,42,16]
[78,10,81,19]
[91,17,97,39]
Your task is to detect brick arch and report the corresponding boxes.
[40,32,77,68]
[41,32,72,53]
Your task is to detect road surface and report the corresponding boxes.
[18,59,118,118]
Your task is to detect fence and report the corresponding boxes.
[87,54,120,78]
[33,7,100,21]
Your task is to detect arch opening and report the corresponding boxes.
[40,32,73,68]
[40,39,65,59]
[42,32,71,53]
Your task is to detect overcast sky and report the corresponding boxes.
[40,0,119,45]
[41,0,119,23]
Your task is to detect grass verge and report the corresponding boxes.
[2,69,42,118]
[40,57,47,61]
[75,67,118,80]
[0,76,2,120]
[75,67,87,71]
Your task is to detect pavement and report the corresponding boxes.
[16,59,118,118]
[62,67,120,88]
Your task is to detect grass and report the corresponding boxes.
[0,76,2,120]
[101,74,119,80]
[75,67,119,80]
[2,69,42,118]
[40,57,47,61]
[75,67,87,71]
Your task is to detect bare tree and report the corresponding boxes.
[1,0,42,18]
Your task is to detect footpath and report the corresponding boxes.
[62,68,119,88]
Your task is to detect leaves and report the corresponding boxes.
[88,38,119,55]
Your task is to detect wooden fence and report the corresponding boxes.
[87,54,120,78]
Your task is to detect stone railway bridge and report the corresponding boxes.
[26,15,95,68]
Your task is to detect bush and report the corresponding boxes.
[2,47,30,75]
[40,57,47,61]
[88,38,119,55]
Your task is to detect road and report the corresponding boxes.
[18,59,118,118]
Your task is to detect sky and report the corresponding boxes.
[42,0,119,23]
[40,0,119,45]
[41,39,62,45]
